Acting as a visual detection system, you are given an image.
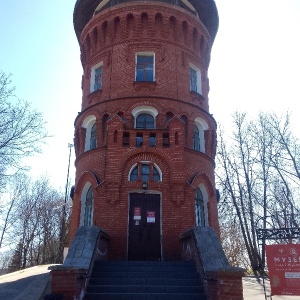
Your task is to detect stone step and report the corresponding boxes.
[84,260,206,300]
[90,271,200,279]
[84,293,207,300]
[87,284,203,293]
[92,261,197,272]
[94,260,195,267]
[88,277,201,286]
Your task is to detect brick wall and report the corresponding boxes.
[181,227,244,300]
[69,0,220,261]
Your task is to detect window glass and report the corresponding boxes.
[129,163,161,182]
[136,55,154,81]
[90,123,96,150]
[136,114,154,129]
[193,125,200,151]
[149,133,156,147]
[136,133,143,147]
[84,186,93,226]
[153,166,160,182]
[94,66,102,90]
[195,188,205,226]
[130,166,138,181]
[141,164,150,182]
[190,68,197,92]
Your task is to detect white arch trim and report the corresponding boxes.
[132,106,158,129]
[128,161,163,182]
[82,115,96,151]
[194,117,208,130]
[82,115,96,128]
[194,117,208,153]
[132,106,158,118]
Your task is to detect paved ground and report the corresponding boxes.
[243,276,296,300]
[0,266,298,299]
[0,265,52,300]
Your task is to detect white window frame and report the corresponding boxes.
[189,63,202,94]
[82,115,96,151]
[195,183,209,226]
[90,62,103,93]
[128,161,162,182]
[80,183,94,226]
[135,52,155,82]
[132,106,158,129]
[194,117,208,153]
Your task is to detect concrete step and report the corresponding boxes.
[88,277,201,286]
[87,284,203,293]
[84,261,206,300]
[84,293,207,300]
[90,270,200,279]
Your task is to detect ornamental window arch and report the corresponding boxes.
[82,115,97,151]
[128,162,162,182]
[132,106,158,129]
[195,183,209,226]
[80,182,94,226]
[193,117,208,153]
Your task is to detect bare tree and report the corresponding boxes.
[0,71,48,188]
[0,174,29,249]
[217,112,300,275]
[4,175,68,271]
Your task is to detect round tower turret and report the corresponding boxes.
[69,0,220,261]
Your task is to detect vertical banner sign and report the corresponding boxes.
[266,244,300,296]
[147,211,155,223]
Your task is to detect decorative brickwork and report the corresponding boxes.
[69,1,220,262]
[51,0,245,299]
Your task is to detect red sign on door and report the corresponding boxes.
[266,244,300,296]
[147,211,155,223]
[134,207,141,220]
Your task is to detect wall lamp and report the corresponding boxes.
[142,181,148,190]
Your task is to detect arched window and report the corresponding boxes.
[90,123,96,149]
[129,163,161,182]
[195,188,205,226]
[193,125,200,151]
[130,166,138,181]
[194,117,208,153]
[84,186,93,226]
[136,114,154,129]
[153,167,160,182]
[82,115,96,151]
[141,164,150,181]
[132,106,158,129]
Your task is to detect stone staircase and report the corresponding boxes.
[84,260,207,300]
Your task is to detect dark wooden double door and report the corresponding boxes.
[128,193,161,261]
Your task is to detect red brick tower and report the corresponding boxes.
[70,0,219,261]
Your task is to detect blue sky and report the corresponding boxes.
[0,0,299,189]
